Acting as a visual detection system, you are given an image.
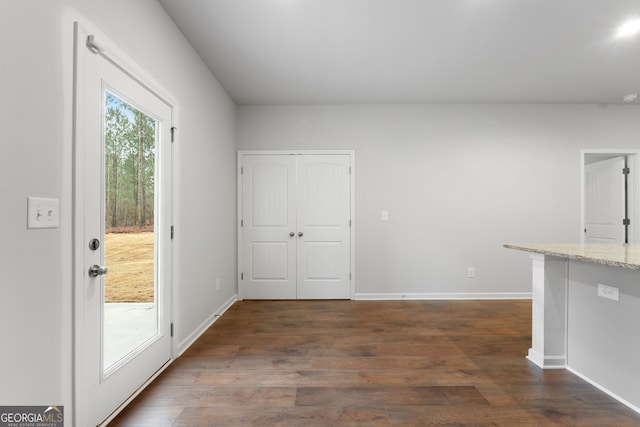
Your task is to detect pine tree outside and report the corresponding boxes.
[104,92,156,303]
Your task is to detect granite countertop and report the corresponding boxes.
[503,243,640,270]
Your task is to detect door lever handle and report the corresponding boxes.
[88,265,108,278]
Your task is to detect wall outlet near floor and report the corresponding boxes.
[467,267,476,278]
[597,284,619,301]
[215,278,221,291]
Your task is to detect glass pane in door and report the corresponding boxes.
[103,91,158,373]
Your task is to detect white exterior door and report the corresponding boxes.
[240,153,353,299]
[585,157,626,243]
[74,26,172,426]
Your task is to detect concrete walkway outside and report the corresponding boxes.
[104,302,157,369]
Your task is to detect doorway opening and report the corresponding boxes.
[581,150,640,244]
[237,150,356,300]
[73,23,175,426]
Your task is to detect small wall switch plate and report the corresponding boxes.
[381,210,389,221]
[27,197,59,229]
[597,284,619,301]
[215,278,221,291]
[467,267,476,278]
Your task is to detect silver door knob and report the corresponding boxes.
[88,265,108,278]
[298,232,303,237]
[289,232,295,237]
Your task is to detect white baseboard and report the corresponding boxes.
[176,294,237,357]
[353,292,532,300]
[526,348,566,369]
[567,366,640,415]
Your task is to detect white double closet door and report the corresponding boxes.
[239,152,353,299]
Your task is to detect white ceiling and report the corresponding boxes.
[159,0,640,105]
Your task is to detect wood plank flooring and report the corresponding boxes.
[109,300,640,426]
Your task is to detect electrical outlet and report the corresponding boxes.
[215,278,221,291]
[381,210,389,221]
[597,284,619,301]
[467,267,476,278]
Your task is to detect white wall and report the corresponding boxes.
[0,0,69,408]
[237,104,640,298]
[3,0,640,421]
[0,0,236,423]
[567,261,640,410]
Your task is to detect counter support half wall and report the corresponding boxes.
[528,254,567,369]
[506,243,640,414]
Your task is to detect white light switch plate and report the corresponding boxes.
[27,197,59,229]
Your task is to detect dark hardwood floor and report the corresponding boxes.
[109,300,640,426]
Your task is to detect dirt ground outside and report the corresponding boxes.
[104,230,154,303]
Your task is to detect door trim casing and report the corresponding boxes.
[237,150,356,300]
[73,21,178,426]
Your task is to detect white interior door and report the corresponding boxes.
[241,155,297,299]
[75,27,172,425]
[240,153,352,299]
[297,155,351,299]
[585,156,626,243]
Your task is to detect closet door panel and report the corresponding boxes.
[296,155,351,299]
[241,155,297,299]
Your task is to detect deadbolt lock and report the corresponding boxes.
[89,238,100,251]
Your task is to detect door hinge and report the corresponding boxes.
[623,218,631,226]
[241,167,244,175]
[623,167,630,175]
[171,127,176,143]
[170,322,174,337]
[241,219,244,227]
[171,225,174,239]
[241,272,244,280]
[349,219,352,227]
[349,166,352,174]
[349,272,352,280]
